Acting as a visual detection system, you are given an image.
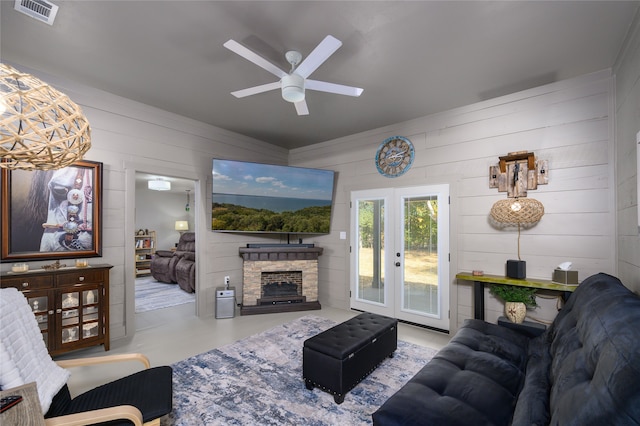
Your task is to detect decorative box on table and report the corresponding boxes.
[552,268,578,284]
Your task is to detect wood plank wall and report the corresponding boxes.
[0,63,289,338]
[613,15,640,292]
[2,62,630,337]
[290,70,616,331]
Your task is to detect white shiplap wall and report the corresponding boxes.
[0,63,289,340]
[1,62,626,338]
[290,70,616,332]
[614,14,640,293]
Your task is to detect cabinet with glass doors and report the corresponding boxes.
[0,264,112,356]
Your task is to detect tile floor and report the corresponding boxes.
[56,302,451,397]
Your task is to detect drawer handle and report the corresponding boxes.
[56,309,62,314]
[78,276,85,282]
[22,282,29,288]
[48,310,54,315]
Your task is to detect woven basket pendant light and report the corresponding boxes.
[0,63,91,170]
[490,197,545,260]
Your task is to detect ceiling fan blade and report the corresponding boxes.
[224,39,287,79]
[294,100,309,115]
[231,82,280,98]
[306,80,363,97]
[295,35,342,79]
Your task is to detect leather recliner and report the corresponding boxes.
[150,232,195,293]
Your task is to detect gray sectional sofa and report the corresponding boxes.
[373,273,640,425]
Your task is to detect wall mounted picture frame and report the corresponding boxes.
[1,160,103,262]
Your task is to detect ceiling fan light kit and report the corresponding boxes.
[281,73,305,103]
[224,35,363,115]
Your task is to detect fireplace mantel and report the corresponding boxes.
[239,246,323,262]
[239,245,323,315]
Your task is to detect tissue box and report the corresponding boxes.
[552,268,578,284]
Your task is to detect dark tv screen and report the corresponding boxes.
[212,159,335,234]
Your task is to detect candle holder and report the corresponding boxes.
[75,259,89,268]
[11,263,29,273]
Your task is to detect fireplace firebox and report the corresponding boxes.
[259,271,305,305]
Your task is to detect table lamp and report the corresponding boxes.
[175,221,189,235]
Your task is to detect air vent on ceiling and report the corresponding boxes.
[14,0,59,25]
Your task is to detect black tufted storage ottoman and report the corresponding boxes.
[303,312,398,404]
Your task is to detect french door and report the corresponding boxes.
[350,185,449,330]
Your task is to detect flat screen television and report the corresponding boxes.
[212,159,335,234]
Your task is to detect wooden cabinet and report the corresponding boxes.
[134,231,156,277]
[1,264,111,356]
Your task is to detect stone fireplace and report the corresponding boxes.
[239,245,323,315]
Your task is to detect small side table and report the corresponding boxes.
[0,382,45,426]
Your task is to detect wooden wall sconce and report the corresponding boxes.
[489,151,548,197]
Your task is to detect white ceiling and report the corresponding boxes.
[1,1,638,149]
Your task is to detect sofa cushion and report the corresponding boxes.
[373,319,530,426]
[47,366,173,425]
[176,232,195,252]
[545,273,640,425]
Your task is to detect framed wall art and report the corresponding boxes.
[1,160,103,262]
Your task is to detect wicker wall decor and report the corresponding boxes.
[0,63,91,170]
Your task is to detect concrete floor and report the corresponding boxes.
[55,302,451,397]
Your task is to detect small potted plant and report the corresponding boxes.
[489,284,538,323]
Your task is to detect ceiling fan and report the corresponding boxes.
[223,35,363,115]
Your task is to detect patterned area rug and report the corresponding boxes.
[166,315,437,425]
[135,276,195,313]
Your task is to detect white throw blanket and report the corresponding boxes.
[0,287,70,413]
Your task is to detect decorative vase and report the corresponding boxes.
[505,301,527,324]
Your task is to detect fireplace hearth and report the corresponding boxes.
[239,246,323,315]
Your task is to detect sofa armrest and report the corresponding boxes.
[497,316,546,338]
[154,250,174,258]
[181,252,195,262]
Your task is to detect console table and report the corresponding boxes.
[455,272,577,321]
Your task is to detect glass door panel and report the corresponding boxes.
[26,292,51,349]
[402,195,439,316]
[357,198,385,305]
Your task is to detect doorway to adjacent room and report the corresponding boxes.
[134,172,197,313]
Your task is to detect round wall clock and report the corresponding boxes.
[375,136,415,177]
